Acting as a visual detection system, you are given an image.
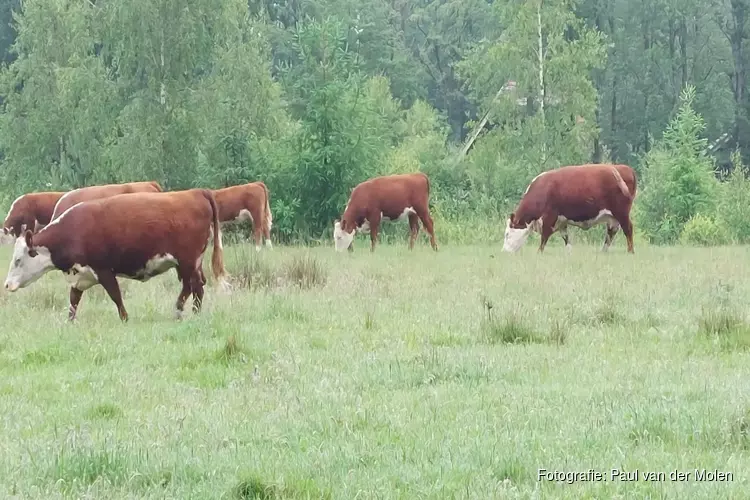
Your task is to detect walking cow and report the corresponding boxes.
[4,189,227,322]
[503,164,637,253]
[333,172,438,252]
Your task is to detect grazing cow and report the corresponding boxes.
[503,164,637,253]
[50,180,162,221]
[333,172,438,252]
[3,191,65,238]
[4,189,227,322]
[213,182,273,251]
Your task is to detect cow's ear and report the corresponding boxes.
[2,227,7,235]
[24,230,37,257]
[509,212,515,222]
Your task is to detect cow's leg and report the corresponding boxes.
[68,287,84,322]
[262,212,273,249]
[558,223,572,253]
[408,213,420,250]
[96,269,129,322]
[190,269,205,313]
[368,212,382,252]
[415,207,438,251]
[174,265,198,319]
[611,211,634,253]
[602,223,620,252]
[538,214,557,253]
[347,241,354,253]
[621,217,634,253]
[250,208,264,252]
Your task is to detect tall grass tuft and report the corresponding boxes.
[282,254,327,289]
[698,306,750,351]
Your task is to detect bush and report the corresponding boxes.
[716,150,750,243]
[680,214,730,246]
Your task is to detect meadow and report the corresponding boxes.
[0,236,749,499]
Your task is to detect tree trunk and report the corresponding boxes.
[537,0,546,164]
[730,0,747,150]
[680,18,688,90]
[609,15,618,161]
[642,10,651,153]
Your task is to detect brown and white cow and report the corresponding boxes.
[503,164,637,253]
[333,172,438,252]
[50,180,162,221]
[212,182,273,251]
[4,189,227,322]
[2,191,65,239]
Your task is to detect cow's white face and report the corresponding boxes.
[333,221,355,252]
[4,234,54,291]
[503,217,534,253]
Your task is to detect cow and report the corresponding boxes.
[4,189,227,322]
[212,182,273,251]
[3,191,66,239]
[333,172,438,252]
[503,163,637,254]
[50,180,162,221]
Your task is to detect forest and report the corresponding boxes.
[0,0,749,246]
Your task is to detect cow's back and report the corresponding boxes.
[351,173,428,206]
[52,181,162,220]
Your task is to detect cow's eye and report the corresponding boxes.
[14,258,20,266]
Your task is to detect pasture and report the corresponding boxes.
[0,239,748,499]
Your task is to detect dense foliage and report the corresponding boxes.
[0,0,749,245]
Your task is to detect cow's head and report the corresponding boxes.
[2,221,28,239]
[503,212,537,252]
[333,219,356,252]
[4,230,53,291]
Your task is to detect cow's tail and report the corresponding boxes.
[261,182,273,235]
[202,189,227,283]
[420,172,433,212]
[611,166,634,200]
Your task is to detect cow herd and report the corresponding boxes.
[0,181,269,321]
[0,162,637,322]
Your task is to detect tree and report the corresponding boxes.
[636,85,720,243]
[456,0,607,207]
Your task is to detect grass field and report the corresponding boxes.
[0,238,749,499]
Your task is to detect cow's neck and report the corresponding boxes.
[341,208,363,231]
[33,220,65,251]
[515,198,544,225]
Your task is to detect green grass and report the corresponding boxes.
[0,238,749,498]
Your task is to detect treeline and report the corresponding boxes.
[0,0,748,245]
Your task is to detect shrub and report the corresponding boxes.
[680,213,730,246]
[716,150,750,243]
